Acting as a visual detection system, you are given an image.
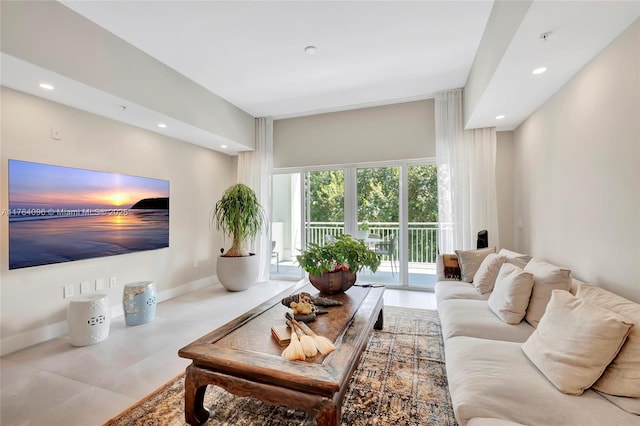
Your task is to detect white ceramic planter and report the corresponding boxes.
[216,253,259,291]
[355,229,369,240]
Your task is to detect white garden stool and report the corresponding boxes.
[67,294,111,346]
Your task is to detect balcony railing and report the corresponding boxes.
[305,222,439,264]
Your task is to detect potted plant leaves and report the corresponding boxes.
[296,234,381,295]
[211,183,266,291]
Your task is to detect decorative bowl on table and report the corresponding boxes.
[297,234,381,295]
[308,269,357,295]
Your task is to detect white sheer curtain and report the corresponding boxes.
[237,117,273,282]
[467,127,499,250]
[436,89,466,253]
[435,89,499,253]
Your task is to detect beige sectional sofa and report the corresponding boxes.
[435,248,640,426]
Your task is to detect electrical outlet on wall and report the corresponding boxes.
[109,277,117,288]
[63,285,74,298]
[51,126,62,140]
[95,278,105,291]
[80,281,91,294]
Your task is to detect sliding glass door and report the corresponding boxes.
[356,166,400,285]
[407,164,438,288]
[271,161,438,289]
[305,169,345,247]
[271,173,303,279]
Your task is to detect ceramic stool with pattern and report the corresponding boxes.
[123,281,157,326]
[67,294,111,346]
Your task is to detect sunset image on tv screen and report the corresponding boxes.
[7,160,170,269]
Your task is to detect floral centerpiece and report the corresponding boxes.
[296,234,381,294]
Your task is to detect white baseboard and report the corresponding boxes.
[156,276,215,304]
[0,276,217,357]
[0,321,69,357]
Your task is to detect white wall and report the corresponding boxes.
[496,131,515,250]
[274,98,516,253]
[513,20,639,302]
[464,0,532,128]
[0,88,235,354]
[273,99,435,168]
[1,1,255,150]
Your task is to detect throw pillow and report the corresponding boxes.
[498,248,532,269]
[522,290,632,395]
[488,263,534,324]
[455,247,496,283]
[473,253,506,294]
[523,258,571,327]
[576,284,640,397]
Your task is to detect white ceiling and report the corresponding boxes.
[59,0,494,119]
[465,1,640,130]
[2,1,639,153]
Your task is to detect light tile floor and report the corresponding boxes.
[0,280,437,426]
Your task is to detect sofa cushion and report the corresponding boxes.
[444,336,639,426]
[438,299,534,343]
[576,284,640,397]
[488,263,534,324]
[522,290,632,396]
[523,258,571,327]
[435,281,490,304]
[497,248,532,269]
[595,391,640,415]
[473,253,506,294]
[455,247,496,282]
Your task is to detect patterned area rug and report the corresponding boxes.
[104,306,456,426]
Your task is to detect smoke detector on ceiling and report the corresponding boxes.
[540,31,553,41]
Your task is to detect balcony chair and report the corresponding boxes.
[325,234,336,244]
[374,234,398,276]
[363,233,382,249]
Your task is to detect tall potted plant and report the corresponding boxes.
[211,183,266,291]
[296,234,381,295]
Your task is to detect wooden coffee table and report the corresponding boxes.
[178,280,384,426]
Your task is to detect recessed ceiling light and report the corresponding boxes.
[39,83,54,90]
[532,67,547,75]
[304,45,317,55]
[220,144,228,149]
[157,123,167,128]
[496,115,505,120]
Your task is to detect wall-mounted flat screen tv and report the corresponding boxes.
[8,160,169,270]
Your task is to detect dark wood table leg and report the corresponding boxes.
[315,401,340,426]
[184,364,211,426]
[374,307,383,330]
